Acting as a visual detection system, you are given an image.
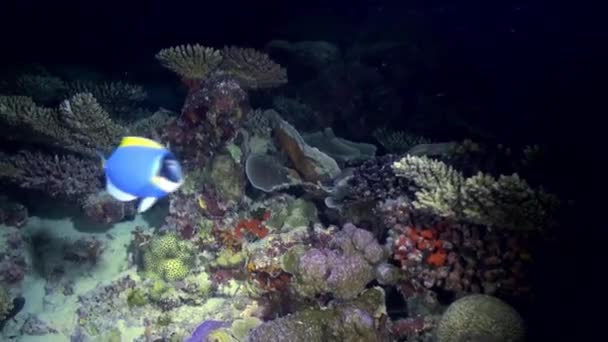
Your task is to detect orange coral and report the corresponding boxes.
[427,251,447,267]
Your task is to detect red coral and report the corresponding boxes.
[234,211,271,239]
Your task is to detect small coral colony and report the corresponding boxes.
[0,43,559,341]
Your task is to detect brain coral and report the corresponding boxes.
[435,294,525,342]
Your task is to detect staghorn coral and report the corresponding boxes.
[66,80,147,120]
[392,155,558,231]
[435,294,525,342]
[59,93,128,154]
[156,44,223,88]
[0,93,127,156]
[0,151,102,201]
[220,46,287,90]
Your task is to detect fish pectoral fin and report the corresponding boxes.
[137,197,158,213]
[106,178,137,201]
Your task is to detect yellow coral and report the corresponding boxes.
[162,258,189,281]
[142,233,194,281]
[150,233,179,258]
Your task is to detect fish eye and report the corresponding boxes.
[160,156,182,182]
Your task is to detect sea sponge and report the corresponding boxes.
[435,294,525,342]
[155,44,222,84]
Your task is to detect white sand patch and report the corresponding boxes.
[3,214,153,341]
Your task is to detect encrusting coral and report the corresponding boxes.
[286,223,386,300]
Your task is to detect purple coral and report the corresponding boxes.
[5,151,102,201]
[186,320,230,342]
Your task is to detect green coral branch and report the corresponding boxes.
[393,155,559,231]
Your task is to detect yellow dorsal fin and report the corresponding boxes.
[120,136,164,149]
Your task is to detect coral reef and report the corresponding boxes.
[380,196,536,299]
[286,223,386,300]
[163,72,249,166]
[247,287,388,342]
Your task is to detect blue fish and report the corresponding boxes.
[99,136,184,213]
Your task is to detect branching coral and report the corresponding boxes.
[0,151,103,201]
[0,93,127,156]
[220,46,288,90]
[66,81,147,119]
[15,74,67,104]
[155,44,223,89]
[392,155,558,231]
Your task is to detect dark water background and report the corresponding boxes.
[2,0,602,339]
